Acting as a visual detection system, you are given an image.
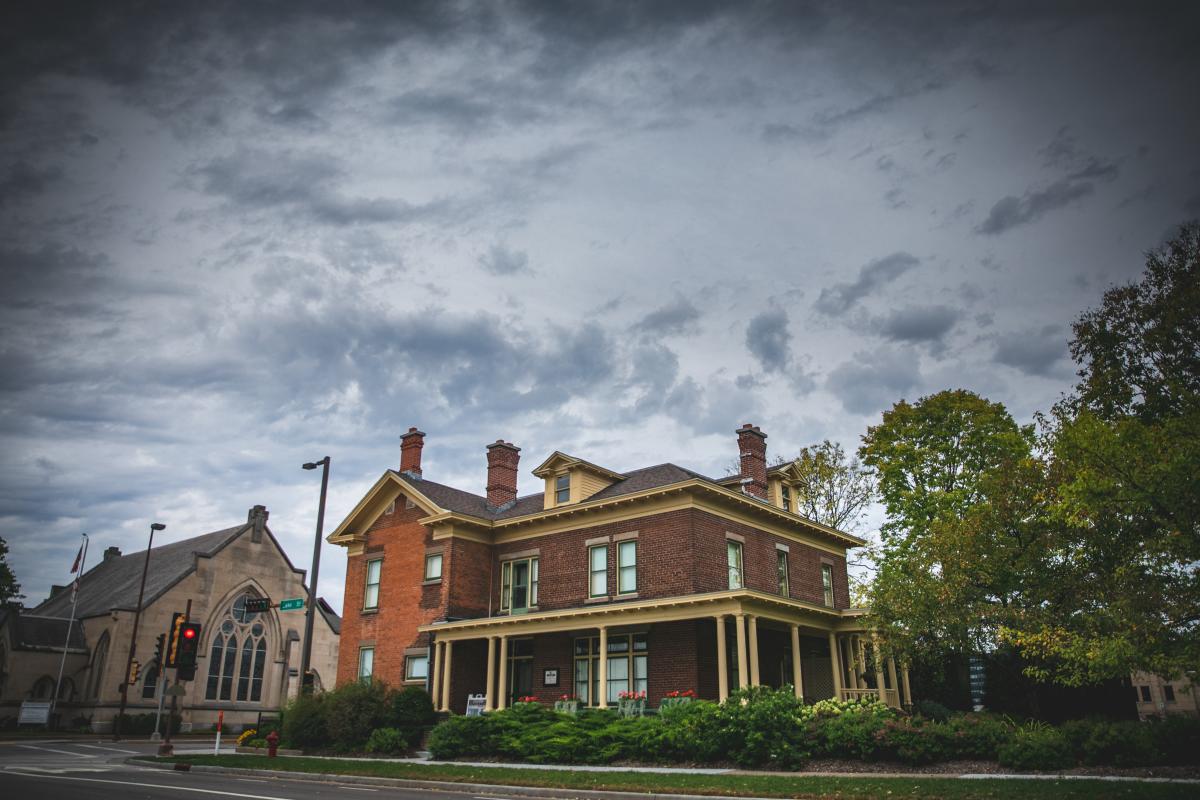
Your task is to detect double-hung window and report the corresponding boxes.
[777,550,789,596]
[588,545,607,598]
[617,540,637,594]
[358,647,374,683]
[781,485,791,512]
[821,564,834,607]
[405,654,428,682]
[555,474,570,504]
[424,552,443,581]
[363,558,382,609]
[500,556,539,613]
[727,541,744,589]
[573,633,648,705]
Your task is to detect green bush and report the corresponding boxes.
[1058,719,1158,767]
[943,713,1014,759]
[365,727,408,754]
[912,699,953,722]
[713,686,809,768]
[390,687,436,747]
[879,719,955,765]
[654,699,722,762]
[1146,715,1200,766]
[324,681,394,750]
[997,725,1074,771]
[281,691,327,749]
[427,713,504,759]
[810,710,887,760]
[247,738,268,748]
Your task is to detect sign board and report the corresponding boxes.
[244,597,272,613]
[543,668,559,687]
[465,693,486,717]
[279,598,305,611]
[18,701,51,725]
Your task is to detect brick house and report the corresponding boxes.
[329,424,911,713]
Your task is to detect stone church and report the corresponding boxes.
[0,506,339,732]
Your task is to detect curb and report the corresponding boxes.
[126,758,1200,794]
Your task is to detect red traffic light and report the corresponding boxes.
[183,627,196,639]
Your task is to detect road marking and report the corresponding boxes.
[338,787,377,792]
[238,778,269,783]
[75,743,139,754]
[6,770,301,799]
[17,744,96,758]
[5,766,114,774]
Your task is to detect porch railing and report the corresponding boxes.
[838,687,901,708]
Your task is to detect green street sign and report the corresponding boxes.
[279,598,305,611]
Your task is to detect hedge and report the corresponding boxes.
[281,684,435,753]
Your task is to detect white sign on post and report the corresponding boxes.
[465,693,486,716]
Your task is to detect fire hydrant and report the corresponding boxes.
[266,730,279,758]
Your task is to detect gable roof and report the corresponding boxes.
[33,525,246,620]
[531,451,626,481]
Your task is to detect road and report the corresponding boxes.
[0,738,518,800]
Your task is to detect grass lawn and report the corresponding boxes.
[158,755,1197,799]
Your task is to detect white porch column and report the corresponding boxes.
[496,636,509,710]
[747,615,760,686]
[827,631,843,699]
[715,615,729,702]
[887,656,900,708]
[734,613,749,689]
[871,635,885,704]
[441,640,454,713]
[901,662,912,707]
[847,635,859,689]
[597,625,609,709]
[484,636,497,712]
[789,624,803,700]
[430,641,443,711]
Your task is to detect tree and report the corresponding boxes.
[0,537,22,608]
[857,390,1038,656]
[1000,223,1200,684]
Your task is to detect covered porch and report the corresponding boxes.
[419,589,911,713]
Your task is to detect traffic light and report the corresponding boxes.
[128,659,141,685]
[244,597,272,614]
[166,612,185,667]
[153,633,166,668]
[176,622,202,668]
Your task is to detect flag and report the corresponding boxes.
[70,544,83,573]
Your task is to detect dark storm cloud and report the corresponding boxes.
[874,305,960,347]
[826,347,922,416]
[745,308,791,373]
[815,252,920,315]
[479,243,531,276]
[993,325,1067,377]
[633,295,701,336]
[189,150,454,227]
[0,161,62,206]
[976,178,1095,235]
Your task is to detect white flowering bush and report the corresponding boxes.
[798,696,895,722]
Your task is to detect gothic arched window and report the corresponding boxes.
[205,593,270,703]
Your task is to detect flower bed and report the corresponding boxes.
[426,686,1200,771]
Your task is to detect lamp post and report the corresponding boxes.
[300,457,330,694]
[114,522,165,740]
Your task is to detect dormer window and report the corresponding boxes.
[781,485,791,512]
[555,474,570,504]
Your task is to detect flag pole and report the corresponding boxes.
[52,533,88,727]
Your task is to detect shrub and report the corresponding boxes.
[390,687,435,746]
[655,699,722,763]
[1146,715,1200,766]
[713,686,809,769]
[324,681,394,750]
[942,713,1013,760]
[879,719,956,765]
[912,699,953,722]
[810,709,887,760]
[997,724,1073,771]
[365,727,408,754]
[281,691,327,749]
[247,738,268,748]
[427,714,501,759]
[1057,719,1157,767]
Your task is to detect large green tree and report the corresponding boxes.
[0,537,22,608]
[783,440,874,533]
[858,389,1037,655]
[1001,223,1200,684]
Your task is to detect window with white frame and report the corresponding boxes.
[727,540,744,589]
[781,484,791,512]
[777,550,789,596]
[821,563,834,607]
[555,474,570,504]
[588,545,607,598]
[358,647,375,682]
[405,653,428,681]
[617,540,637,594]
[424,552,443,581]
[364,558,382,609]
[500,556,539,613]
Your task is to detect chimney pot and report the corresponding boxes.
[400,427,426,476]
[103,546,122,561]
[736,423,769,499]
[486,440,521,508]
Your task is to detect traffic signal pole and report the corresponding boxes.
[114,522,164,741]
[299,456,330,693]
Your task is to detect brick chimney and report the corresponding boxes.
[400,427,425,477]
[736,423,768,500]
[103,546,122,561]
[486,440,521,509]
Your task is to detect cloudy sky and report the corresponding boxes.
[3,1,1198,614]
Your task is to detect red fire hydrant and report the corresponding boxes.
[266,730,279,758]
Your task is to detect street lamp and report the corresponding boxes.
[300,457,330,694]
[114,522,165,740]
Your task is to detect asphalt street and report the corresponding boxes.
[0,739,503,800]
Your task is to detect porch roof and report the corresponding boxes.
[419,589,869,641]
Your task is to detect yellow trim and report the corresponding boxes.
[419,588,856,641]
[327,472,445,545]
[532,451,624,481]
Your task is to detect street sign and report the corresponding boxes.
[279,598,305,611]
